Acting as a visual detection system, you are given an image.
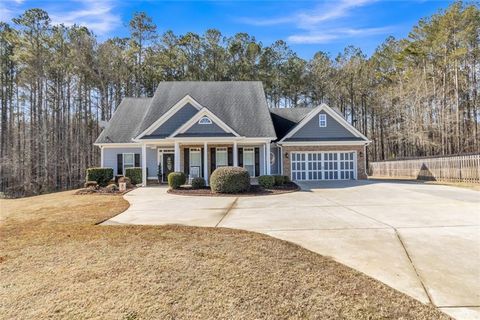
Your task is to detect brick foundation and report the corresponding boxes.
[281,145,367,179]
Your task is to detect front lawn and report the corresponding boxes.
[0,191,449,319]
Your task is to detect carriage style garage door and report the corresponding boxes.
[291,151,357,181]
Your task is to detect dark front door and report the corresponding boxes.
[162,153,175,182]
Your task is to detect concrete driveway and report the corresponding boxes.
[105,180,480,319]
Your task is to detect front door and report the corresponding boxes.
[162,153,175,182]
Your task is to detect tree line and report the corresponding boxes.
[1,2,479,197]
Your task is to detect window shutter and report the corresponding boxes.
[228,147,233,166]
[117,154,123,175]
[134,154,140,167]
[238,148,243,167]
[254,147,260,177]
[210,148,216,174]
[201,148,204,178]
[184,148,190,176]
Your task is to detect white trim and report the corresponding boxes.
[95,143,141,148]
[141,144,147,186]
[319,113,327,127]
[233,141,238,166]
[266,143,271,175]
[100,147,104,167]
[134,95,203,140]
[279,145,284,175]
[122,152,135,176]
[203,142,208,186]
[280,140,369,146]
[198,116,212,125]
[157,148,175,183]
[174,142,180,172]
[169,108,241,138]
[279,103,369,143]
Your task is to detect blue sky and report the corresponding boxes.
[1,0,453,58]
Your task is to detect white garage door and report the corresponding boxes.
[291,152,356,181]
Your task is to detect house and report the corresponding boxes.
[94,81,370,186]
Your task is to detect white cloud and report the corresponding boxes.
[288,27,391,44]
[237,0,391,44]
[50,0,121,35]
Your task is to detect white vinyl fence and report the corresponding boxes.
[369,154,480,183]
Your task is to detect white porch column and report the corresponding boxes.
[266,142,271,175]
[100,147,104,167]
[204,142,209,185]
[141,143,147,187]
[233,141,238,166]
[174,142,180,172]
[262,144,266,175]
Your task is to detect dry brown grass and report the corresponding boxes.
[0,191,450,319]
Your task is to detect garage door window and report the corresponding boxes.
[291,151,355,181]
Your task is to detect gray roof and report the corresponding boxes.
[96,81,276,143]
[269,108,313,141]
[96,98,152,143]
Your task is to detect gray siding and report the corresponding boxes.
[147,103,198,137]
[183,120,227,135]
[103,147,157,178]
[291,111,356,140]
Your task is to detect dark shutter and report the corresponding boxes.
[238,148,243,167]
[134,154,140,167]
[228,148,233,166]
[201,148,204,178]
[210,148,216,174]
[184,148,190,176]
[117,154,123,175]
[254,147,260,177]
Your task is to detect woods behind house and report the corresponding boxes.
[0,2,479,197]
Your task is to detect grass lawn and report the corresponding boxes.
[1,191,450,319]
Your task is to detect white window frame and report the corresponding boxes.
[215,147,228,168]
[198,116,212,125]
[123,153,135,175]
[243,147,255,177]
[290,151,357,181]
[319,114,327,127]
[189,148,202,178]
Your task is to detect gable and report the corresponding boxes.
[146,103,198,138]
[179,118,232,137]
[290,111,357,140]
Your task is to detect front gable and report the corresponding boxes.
[290,111,357,140]
[170,108,240,138]
[146,103,198,138]
[280,104,368,143]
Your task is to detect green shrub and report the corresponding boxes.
[125,167,142,185]
[191,177,206,189]
[210,167,250,193]
[86,168,113,187]
[168,172,186,189]
[273,175,285,185]
[258,175,275,188]
[283,175,291,183]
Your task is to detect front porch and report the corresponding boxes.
[140,139,272,186]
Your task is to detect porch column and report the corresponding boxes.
[262,144,266,175]
[141,143,147,187]
[174,142,180,172]
[266,142,271,175]
[100,147,104,167]
[204,142,209,185]
[233,141,238,166]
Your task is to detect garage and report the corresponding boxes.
[290,151,357,181]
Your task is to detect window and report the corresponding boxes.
[123,153,135,174]
[319,114,327,127]
[243,148,255,177]
[189,148,201,178]
[198,116,212,125]
[216,147,228,168]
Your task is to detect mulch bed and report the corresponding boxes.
[168,182,300,197]
[75,187,135,196]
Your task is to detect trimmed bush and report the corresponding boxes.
[258,175,275,188]
[125,167,142,185]
[210,167,250,194]
[273,175,285,186]
[191,177,206,189]
[86,168,113,187]
[283,175,291,183]
[168,172,186,189]
[84,181,98,189]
